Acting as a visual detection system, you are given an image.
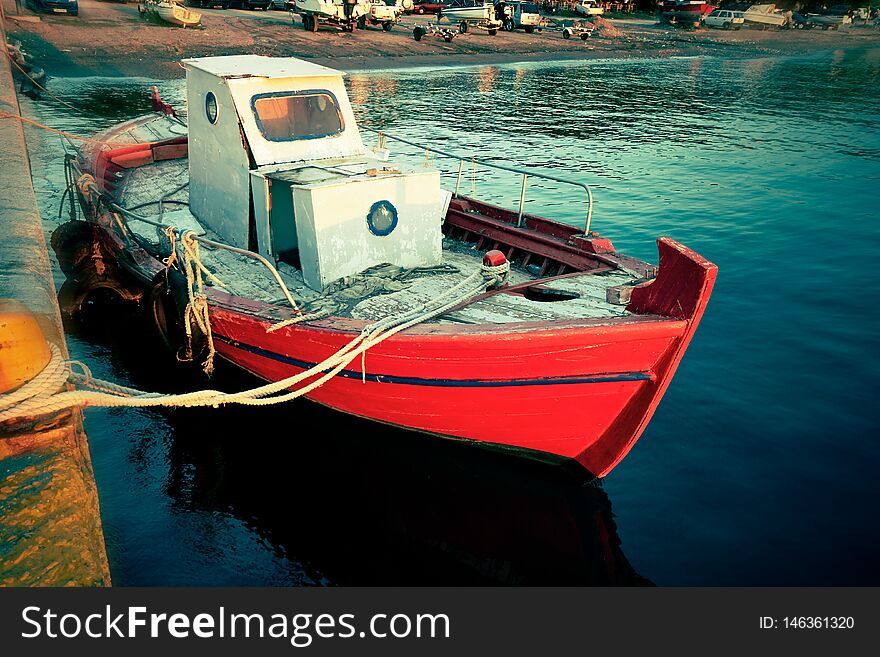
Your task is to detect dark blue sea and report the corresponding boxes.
[18,48,880,585]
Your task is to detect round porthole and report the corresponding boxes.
[205,91,219,125]
[366,200,398,237]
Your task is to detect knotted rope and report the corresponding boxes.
[0,260,509,423]
[175,230,225,375]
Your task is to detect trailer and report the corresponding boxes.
[412,21,459,40]
[544,17,594,40]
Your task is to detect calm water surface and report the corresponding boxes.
[17,49,880,585]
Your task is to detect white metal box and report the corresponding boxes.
[287,169,444,291]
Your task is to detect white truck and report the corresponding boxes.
[495,1,543,32]
[365,0,414,29]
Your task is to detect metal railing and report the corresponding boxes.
[368,129,594,235]
[110,203,301,312]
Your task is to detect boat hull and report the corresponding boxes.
[743,14,786,27]
[155,4,202,26]
[660,2,715,23]
[442,6,493,21]
[208,315,681,476]
[197,235,715,478]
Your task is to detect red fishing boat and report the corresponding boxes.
[659,0,715,25]
[62,55,716,477]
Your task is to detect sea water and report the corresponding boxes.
[16,49,880,585]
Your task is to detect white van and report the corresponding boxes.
[704,9,745,29]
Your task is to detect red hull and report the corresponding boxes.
[660,2,716,22]
[73,119,717,477]
[202,237,714,477]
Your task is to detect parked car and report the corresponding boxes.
[574,1,602,17]
[268,0,287,8]
[412,0,446,13]
[789,11,813,29]
[703,9,744,29]
[229,0,271,8]
[188,0,233,8]
[26,0,78,15]
[822,4,852,16]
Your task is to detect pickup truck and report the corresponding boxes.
[365,0,405,29]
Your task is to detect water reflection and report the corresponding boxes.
[347,76,399,106]
[59,300,648,586]
[477,66,500,94]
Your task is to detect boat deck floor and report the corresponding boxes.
[117,141,636,325]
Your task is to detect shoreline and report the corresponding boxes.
[326,41,880,73]
[4,0,880,79]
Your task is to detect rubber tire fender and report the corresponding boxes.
[144,269,201,360]
[50,220,95,277]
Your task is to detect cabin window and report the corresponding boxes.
[251,91,344,142]
[205,92,219,125]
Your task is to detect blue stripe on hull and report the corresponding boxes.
[215,335,652,388]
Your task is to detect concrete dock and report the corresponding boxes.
[0,5,110,586]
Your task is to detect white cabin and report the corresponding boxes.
[183,55,445,291]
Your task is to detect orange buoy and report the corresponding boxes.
[0,300,52,394]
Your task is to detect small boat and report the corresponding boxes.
[742,4,787,28]
[294,0,353,19]
[293,0,373,32]
[441,0,495,21]
[63,55,716,478]
[145,0,202,27]
[807,13,852,30]
[659,1,715,25]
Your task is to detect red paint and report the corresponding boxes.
[76,126,717,478]
[568,234,615,255]
[111,149,154,169]
[150,86,175,116]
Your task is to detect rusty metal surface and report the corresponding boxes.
[0,7,110,587]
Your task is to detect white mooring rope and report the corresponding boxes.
[0,261,509,423]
